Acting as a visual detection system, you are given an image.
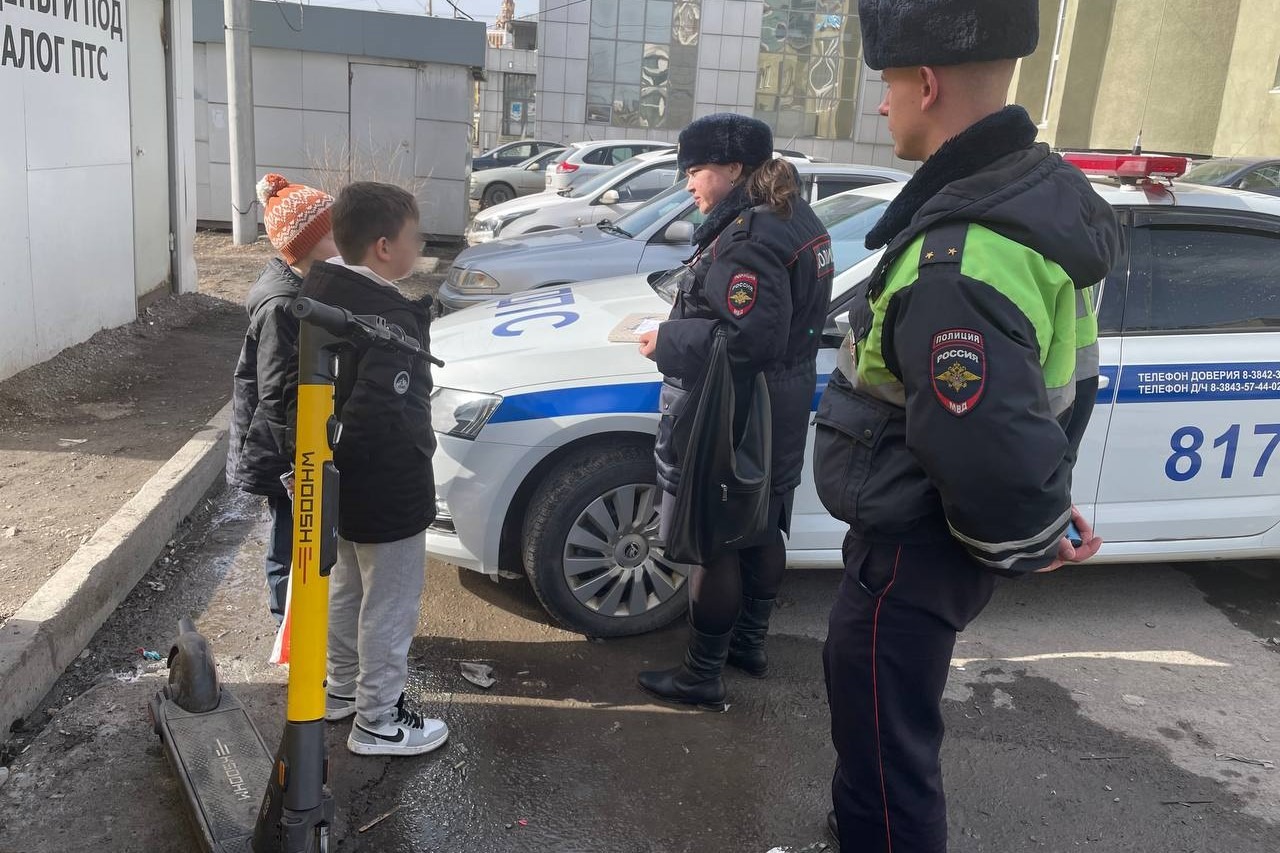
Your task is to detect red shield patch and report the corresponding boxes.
[726,272,757,318]
[930,329,986,416]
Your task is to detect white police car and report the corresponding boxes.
[426,153,1280,636]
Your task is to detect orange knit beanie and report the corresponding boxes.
[256,174,334,266]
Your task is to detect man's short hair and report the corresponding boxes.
[331,182,420,263]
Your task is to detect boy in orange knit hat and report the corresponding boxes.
[226,174,338,623]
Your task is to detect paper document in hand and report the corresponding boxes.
[609,313,668,343]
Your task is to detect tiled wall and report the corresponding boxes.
[535,0,911,170]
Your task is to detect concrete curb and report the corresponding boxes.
[0,401,232,735]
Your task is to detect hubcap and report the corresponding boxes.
[561,484,690,619]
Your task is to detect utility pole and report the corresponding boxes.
[225,0,257,244]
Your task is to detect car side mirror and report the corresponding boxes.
[599,189,621,205]
[661,220,695,244]
[529,163,542,172]
[820,311,852,349]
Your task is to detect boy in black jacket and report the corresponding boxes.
[299,182,446,757]
[227,175,337,623]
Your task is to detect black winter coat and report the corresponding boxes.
[298,262,437,544]
[653,187,833,498]
[227,259,302,497]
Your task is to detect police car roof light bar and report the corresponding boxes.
[1062,152,1189,182]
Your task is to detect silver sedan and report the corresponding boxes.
[470,147,567,210]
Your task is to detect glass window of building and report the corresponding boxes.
[587,0,700,129]
[755,0,861,140]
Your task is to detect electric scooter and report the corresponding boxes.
[148,297,441,853]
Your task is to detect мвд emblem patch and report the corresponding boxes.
[930,329,985,416]
[726,272,757,318]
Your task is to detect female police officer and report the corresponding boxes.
[635,113,833,708]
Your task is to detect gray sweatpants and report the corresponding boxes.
[326,531,426,726]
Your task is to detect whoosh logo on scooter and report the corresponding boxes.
[297,451,316,546]
[214,739,254,802]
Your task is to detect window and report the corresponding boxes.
[586,0,696,129]
[1239,165,1280,193]
[607,145,641,164]
[1096,255,1129,337]
[614,182,696,235]
[1272,54,1280,93]
[582,147,613,166]
[1128,226,1280,333]
[813,177,879,200]
[613,165,679,202]
[505,142,534,160]
[754,1,862,141]
[502,74,536,138]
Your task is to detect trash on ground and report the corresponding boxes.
[1215,752,1275,769]
[1162,799,1213,806]
[1121,694,1147,707]
[357,805,401,833]
[147,581,165,592]
[517,819,529,827]
[460,661,496,689]
[57,438,87,446]
[138,648,163,662]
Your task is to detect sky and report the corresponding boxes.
[298,0,541,23]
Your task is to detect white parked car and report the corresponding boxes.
[544,139,674,193]
[427,156,1280,637]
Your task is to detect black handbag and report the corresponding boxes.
[665,329,773,565]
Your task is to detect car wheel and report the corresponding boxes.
[522,443,691,637]
[482,183,515,208]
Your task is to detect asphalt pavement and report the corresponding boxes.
[1,484,1278,853]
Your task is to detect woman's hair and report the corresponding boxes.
[745,158,800,218]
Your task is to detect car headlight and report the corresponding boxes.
[449,268,500,293]
[490,209,535,236]
[430,387,503,439]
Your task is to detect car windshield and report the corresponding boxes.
[648,189,890,303]
[520,149,564,170]
[812,192,891,274]
[565,158,646,198]
[1183,161,1245,185]
[614,183,695,236]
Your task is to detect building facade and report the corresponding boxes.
[476,21,539,152]
[1,0,200,381]
[192,0,485,239]
[1017,0,1279,158]
[534,0,907,169]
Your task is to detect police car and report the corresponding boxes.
[426,153,1280,637]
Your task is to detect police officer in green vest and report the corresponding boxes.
[815,2,1121,849]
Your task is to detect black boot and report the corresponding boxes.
[637,624,732,710]
[827,810,839,848]
[726,596,776,678]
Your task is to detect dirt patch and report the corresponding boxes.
[0,231,453,624]
[0,294,245,623]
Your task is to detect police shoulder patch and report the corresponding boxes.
[726,272,757,318]
[393,370,411,395]
[930,329,985,416]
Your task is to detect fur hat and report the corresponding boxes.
[677,113,774,174]
[256,174,334,266]
[858,0,1040,71]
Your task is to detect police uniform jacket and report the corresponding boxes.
[654,185,834,499]
[814,106,1122,575]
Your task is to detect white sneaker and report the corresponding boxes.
[324,692,356,722]
[347,700,449,757]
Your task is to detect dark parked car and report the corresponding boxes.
[472,140,560,172]
[1182,158,1280,196]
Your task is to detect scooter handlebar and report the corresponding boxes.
[291,297,445,367]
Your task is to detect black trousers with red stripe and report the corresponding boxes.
[823,534,995,852]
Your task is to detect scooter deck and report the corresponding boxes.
[150,687,273,853]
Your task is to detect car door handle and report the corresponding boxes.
[1098,374,1111,389]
